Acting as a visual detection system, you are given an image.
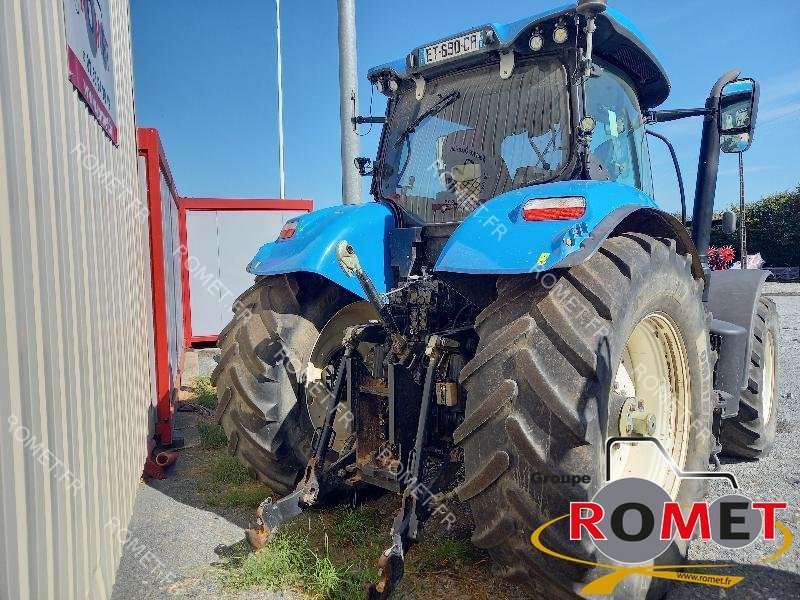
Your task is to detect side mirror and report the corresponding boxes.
[719,78,760,153]
[722,210,737,234]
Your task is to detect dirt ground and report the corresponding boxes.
[111,290,800,600]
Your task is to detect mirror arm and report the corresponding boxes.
[646,108,712,124]
[646,129,687,226]
[692,69,741,267]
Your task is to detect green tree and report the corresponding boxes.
[709,184,800,266]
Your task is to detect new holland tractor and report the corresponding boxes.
[212,1,779,597]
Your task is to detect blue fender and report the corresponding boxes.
[247,202,395,297]
[434,181,659,274]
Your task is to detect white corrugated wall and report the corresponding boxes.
[0,1,151,599]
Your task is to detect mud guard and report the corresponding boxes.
[434,181,704,279]
[247,202,395,298]
[705,269,770,417]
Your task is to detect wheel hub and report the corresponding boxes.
[615,395,657,437]
[608,312,691,499]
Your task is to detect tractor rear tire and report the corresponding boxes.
[721,296,779,459]
[212,274,361,495]
[458,234,713,599]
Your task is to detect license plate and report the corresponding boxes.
[420,31,485,66]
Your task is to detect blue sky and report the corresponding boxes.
[131,0,800,213]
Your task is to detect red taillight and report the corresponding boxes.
[278,221,298,240]
[522,197,586,221]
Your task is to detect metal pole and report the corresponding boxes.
[275,0,286,199]
[337,0,361,204]
[739,151,747,269]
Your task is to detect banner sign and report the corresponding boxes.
[64,0,118,144]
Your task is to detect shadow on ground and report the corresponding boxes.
[113,405,534,600]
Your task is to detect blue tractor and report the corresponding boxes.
[212,1,778,597]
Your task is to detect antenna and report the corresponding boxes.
[576,0,607,78]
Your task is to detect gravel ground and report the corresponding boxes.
[109,411,279,600]
[672,293,800,599]
[196,349,221,378]
[113,291,800,600]
[763,282,800,296]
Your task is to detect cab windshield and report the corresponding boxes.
[378,56,571,223]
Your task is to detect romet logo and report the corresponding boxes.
[530,436,792,595]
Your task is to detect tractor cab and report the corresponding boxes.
[367,3,669,224]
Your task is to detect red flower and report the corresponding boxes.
[708,246,735,270]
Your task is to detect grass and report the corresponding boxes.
[210,455,253,486]
[411,538,477,575]
[197,422,228,448]
[191,375,218,410]
[221,529,365,599]
[197,453,273,508]
[211,484,270,508]
[333,507,379,544]
[427,538,478,566]
[186,401,505,598]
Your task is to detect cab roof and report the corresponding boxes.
[367,4,670,108]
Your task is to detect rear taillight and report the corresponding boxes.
[522,196,586,221]
[278,221,298,240]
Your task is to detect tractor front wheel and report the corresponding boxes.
[721,295,779,458]
[212,274,374,495]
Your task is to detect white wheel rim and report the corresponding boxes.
[305,302,377,454]
[762,330,776,422]
[609,312,691,499]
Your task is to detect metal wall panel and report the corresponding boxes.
[185,208,306,339]
[0,1,151,599]
[217,210,296,310]
[160,172,183,393]
[184,210,220,338]
[139,155,158,431]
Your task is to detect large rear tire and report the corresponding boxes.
[720,295,779,459]
[212,274,371,495]
[457,234,713,599]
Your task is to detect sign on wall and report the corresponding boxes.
[64,0,118,144]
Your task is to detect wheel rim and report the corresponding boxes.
[609,312,691,499]
[762,330,777,422]
[305,302,377,454]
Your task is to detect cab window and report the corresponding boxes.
[585,64,654,198]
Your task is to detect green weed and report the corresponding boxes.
[221,529,364,599]
[210,455,252,486]
[211,485,269,508]
[197,422,227,448]
[333,507,379,544]
[417,538,478,571]
[191,376,218,410]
